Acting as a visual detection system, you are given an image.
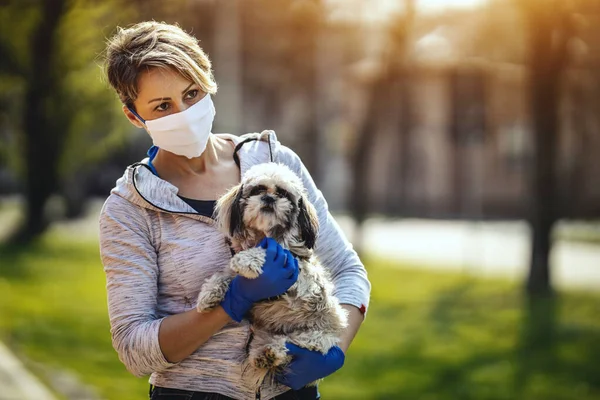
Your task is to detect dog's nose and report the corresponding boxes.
[262,195,276,205]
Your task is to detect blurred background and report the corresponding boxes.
[1,0,599,399]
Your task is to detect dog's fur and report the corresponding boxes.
[196,162,348,388]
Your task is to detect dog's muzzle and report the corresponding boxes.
[261,195,276,212]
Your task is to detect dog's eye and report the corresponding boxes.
[275,186,290,198]
[249,185,267,196]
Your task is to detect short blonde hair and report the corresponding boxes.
[104,21,217,108]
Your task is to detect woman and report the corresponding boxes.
[99,21,371,400]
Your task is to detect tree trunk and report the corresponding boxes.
[16,0,67,242]
[213,0,243,135]
[349,77,386,255]
[295,23,320,182]
[394,68,412,215]
[398,1,415,215]
[525,3,568,295]
[290,0,321,181]
[527,67,558,294]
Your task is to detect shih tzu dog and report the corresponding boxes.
[196,162,348,388]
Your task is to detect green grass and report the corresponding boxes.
[321,258,600,400]
[0,233,599,400]
[0,233,148,399]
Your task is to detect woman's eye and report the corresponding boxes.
[185,89,199,100]
[155,102,170,112]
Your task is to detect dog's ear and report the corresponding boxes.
[214,184,245,237]
[298,195,319,249]
[229,184,245,237]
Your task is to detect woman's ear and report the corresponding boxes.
[214,184,245,237]
[297,195,319,249]
[122,105,146,129]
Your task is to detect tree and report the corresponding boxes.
[287,0,324,179]
[238,0,324,179]
[15,0,68,240]
[520,0,575,295]
[0,0,138,242]
[349,1,415,254]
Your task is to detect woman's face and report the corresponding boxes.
[123,67,207,128]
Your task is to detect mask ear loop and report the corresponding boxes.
[128,106,146,124]
[128,106,160,177]
[232,134,275,168]
[267,136,273,162]
[233,137,259,169]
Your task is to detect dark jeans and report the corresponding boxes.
[149,385,320,400]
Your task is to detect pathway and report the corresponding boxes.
[335,217,600,291]
[0,342,57,400]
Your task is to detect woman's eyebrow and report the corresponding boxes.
[147,83,196,103]
[148,97,169,103]
[181,82,194,93]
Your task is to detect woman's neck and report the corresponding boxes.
[153,135,227,178]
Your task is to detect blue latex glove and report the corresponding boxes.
[221,238,299,322]
[276,343,345,390]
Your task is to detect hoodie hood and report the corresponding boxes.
[110,130,279,223]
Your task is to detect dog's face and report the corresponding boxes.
[215,163,319,249]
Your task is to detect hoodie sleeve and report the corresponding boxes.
[274,141,371,316]
[98,193,179,377]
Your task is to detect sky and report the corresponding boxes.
[327,0,490,22]
[418,0,489,13]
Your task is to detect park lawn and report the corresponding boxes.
[0,231,599,400]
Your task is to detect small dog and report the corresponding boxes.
[196,162,348,388]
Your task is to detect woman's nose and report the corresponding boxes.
[176,102,190,113]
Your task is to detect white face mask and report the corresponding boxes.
[129,93,216,159]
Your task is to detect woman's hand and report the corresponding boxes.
[221,238,299,322]
[276,343,345,390]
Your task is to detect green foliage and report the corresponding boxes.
[0,0,138,180]
[0,232,599,400]
[55,0,137,175]
[0,2,39,77]
[0,2,39,174]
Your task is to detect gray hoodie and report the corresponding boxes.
[98,130,371,400]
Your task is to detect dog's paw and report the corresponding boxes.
[306,378,323,387]
[196,274,231,313]
[196,291,221,313]
[288,331,336,354]
[252,343,290,371]
[230,247,266,279]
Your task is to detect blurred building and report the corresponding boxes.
[341,17,600,220]
[3,0,599,223]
